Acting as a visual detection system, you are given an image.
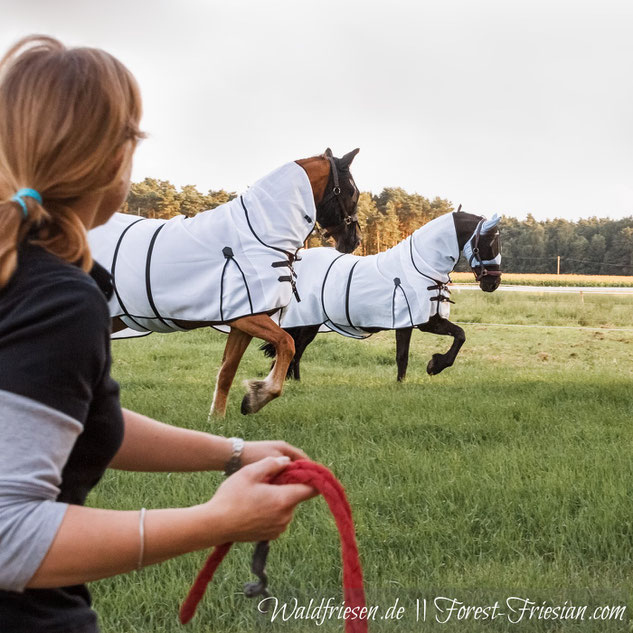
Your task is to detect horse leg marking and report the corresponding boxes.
[228,315,295,414]
[242,331,294,413]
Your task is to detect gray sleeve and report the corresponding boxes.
[0,389,82,592]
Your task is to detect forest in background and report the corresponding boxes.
[124,178,633,275]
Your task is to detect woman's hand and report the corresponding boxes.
[204,456,315,543]
[241,440,308,465]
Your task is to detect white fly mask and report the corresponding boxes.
[462,214,502,278]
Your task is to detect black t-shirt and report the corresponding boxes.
[0,244,124,633]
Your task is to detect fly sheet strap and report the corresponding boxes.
[179,460,368,633]
[240,196,303,301]
[409,235,455,307]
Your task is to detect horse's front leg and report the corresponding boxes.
[209,327,253,419]
[418,315,465,375]
[229,314,295,415]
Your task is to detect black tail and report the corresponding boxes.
[259,326,304,360]
[260,341,277,358]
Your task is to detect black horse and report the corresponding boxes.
[263,209,501,381]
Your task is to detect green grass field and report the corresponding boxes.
[451,273,633,287]
[91,291,633,632]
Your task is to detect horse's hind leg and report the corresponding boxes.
[229,314,295,415]
[209,327,253,419]
[418,315,465,375]
[289,325,320,381]
[395,327,413,382]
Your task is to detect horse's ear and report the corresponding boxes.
[339,148,360,169]
[481,213,501,233]
[457,204,462,213]
[323,148,334,158]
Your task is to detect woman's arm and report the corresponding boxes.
[27,456,314,588]
[109,408,307,472]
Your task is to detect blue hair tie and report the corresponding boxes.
[11,188,42,218]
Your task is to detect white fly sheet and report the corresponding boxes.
[280,212,461,338]
[88,161,316,332]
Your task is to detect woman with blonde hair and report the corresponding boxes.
[0,35,313,632]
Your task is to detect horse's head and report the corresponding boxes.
[454,210,502,292]
[301,148,361,253]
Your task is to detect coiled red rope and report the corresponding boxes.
[179,460,367,632]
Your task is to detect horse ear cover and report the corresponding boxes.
[481,214,500,234]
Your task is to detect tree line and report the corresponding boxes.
[124,178,633,275]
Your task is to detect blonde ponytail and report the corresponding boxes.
[0,35,143,288]
[0,201,23,288]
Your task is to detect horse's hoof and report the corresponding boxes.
[240,394,253,415]
[241,380,267,415]
[427,353,450,375]
[427,354,441,375]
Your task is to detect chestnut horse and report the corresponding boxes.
[89,149,361,415]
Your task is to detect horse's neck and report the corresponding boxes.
[452,212,483,251]
[408,213,462,277]
[295,157,329,209]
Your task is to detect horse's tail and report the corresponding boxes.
[260,326,303,358]
[260,341,277,358]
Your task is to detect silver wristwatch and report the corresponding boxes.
[224,437,244,476]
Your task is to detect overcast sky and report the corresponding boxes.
[2,0,633,221]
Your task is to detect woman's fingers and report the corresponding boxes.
[279,482,319,505]
[241,441,309,465]
[240,455,289,482]
[278,442,308,461]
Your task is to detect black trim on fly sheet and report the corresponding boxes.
[240,194,314,301]
[219,246,254,322]
[145,224,173,330]
[391,277,414,329]
[240,196,294,259]
[240,196,316,254]
[323,321,370,340]
[320,253,347,331]
[318,254,370,339]
[111,218,148,331]
[344,260,360,327]
[408,234,455,311]
[409,234,444,286]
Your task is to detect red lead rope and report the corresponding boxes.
[179,460,368,633]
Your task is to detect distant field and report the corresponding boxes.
[449,288,633,329]
[92,290,633,632]
[451,272,633,287]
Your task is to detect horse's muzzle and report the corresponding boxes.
[335,226,362,254]
[479,275,501,292]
